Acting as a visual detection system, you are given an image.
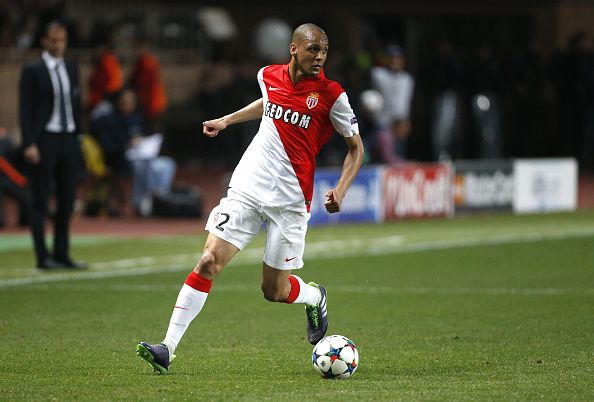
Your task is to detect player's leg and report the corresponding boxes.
[261,207,328,344]
[137,234,239,373]
[161,234,239,352]
[261,263,327,345]
[137,194,262,373]
[163,196,262,351]
[260,263,320,303]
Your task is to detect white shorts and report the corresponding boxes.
[205,191,309,270]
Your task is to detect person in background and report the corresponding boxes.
[469,44,504,158]
[427,40,465,161]
[90,88,176,216]
[370,44,415,161]
[19,21,87,270]
[0,127,29,229]
[87,32,123,113]
[129,37,168,132]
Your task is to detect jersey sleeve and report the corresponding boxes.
[329,92,359,137]
[257,67,267,100]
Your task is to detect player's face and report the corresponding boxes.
[292,31,329,77]
[42,26,67,58]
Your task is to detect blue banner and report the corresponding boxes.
[309,166,383,226]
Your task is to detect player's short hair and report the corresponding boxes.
[292,23,327,45]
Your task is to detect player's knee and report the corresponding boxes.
[195,250,222,279]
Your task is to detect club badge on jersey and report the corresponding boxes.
[306,92,319,109]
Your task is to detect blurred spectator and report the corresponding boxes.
[469,44,504,158]
[87,32,123,113]
[195,63,244,164]
[88,90,133,216]
[370,44,415,161]
[427,40,466,160]
[360,89,405,164]
[129,37,168,132]
[14,15,38,51]
[341,52,375,164]
[370,124,408,164]
[0,127,30,228]
[254,18,292,64]
[90,88,176,216]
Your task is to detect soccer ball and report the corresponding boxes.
[311,335,359,379]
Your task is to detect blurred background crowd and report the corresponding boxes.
[1,0,593,221]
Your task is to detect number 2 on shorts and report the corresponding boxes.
[216,212,230,231]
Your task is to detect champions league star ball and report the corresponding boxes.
[311,335,359,379]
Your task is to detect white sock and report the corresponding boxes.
[287,275,322,306]
[162,281,210,354]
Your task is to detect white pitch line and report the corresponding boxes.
[0,227,593,289]
[0,263,189,288]
[363,227,594,256]
[90,254,198,270]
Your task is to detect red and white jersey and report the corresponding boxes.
[229,64,359,212]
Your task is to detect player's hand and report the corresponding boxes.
[324,189,342,213]
[24,144,40,165]
[203,118,227,137]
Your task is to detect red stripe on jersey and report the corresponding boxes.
[263,65,344,210]
[286,275,300,304]
[185,271,212,293]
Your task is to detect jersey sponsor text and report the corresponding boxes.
[264,101,312,129]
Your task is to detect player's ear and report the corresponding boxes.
[289,43,297,56]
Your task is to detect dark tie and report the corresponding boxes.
[55,64,68,132]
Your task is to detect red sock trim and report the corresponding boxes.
[185,271,212,293]
[286,275,300,304]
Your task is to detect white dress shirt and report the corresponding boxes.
[42,51,76,133]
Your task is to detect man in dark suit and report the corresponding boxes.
[19,21,87,270]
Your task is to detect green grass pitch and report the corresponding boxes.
[0,211,593,400]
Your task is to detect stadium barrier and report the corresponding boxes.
[310,158,577,226]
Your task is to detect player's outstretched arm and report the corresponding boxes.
[325,134,364,213]
[202,98,264,137]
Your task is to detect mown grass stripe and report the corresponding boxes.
[1,227,592,289]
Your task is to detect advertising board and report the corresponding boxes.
[513,158,577,213]
[309,166,383,226]
[383,163,453,219]
[454,159,514,213]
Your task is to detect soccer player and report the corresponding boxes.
[137,23,364,374]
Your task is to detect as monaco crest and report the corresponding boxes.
[306,92,319,109]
